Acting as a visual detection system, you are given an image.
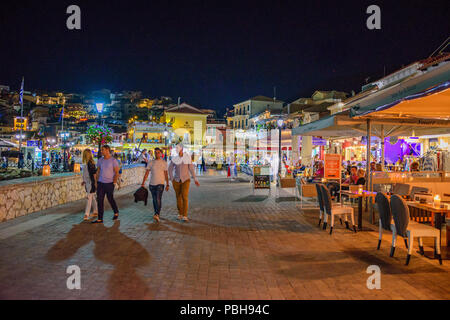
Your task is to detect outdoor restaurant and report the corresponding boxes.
[285,56,450,265]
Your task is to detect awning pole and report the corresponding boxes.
[366,119,374,224]
[366,119,371,191]
[380,125,385,170]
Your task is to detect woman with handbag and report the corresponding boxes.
[82,149,98,221]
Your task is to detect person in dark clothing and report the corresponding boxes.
[201,156,206,172]
[356,169,366,185]
[18,152,24,168]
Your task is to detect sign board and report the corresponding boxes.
[134,123,166,133]
[254,175,270,189]
[253,165,271,189]
[14,117,28,131]
[324,154,341,179]
[27,140,39,147]
[312,137,327,146]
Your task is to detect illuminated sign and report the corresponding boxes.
[14,117,28,130]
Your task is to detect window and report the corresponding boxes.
[246,119,248,127]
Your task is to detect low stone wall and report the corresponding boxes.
[0,164,146,222]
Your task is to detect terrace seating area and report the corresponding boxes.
[297,180,449,266]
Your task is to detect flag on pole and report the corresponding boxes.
[19,77,24,106]
[59,105,64,122]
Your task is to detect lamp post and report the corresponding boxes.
[61,132,69,171]
[277,118,284,181]
[163,128,168,159]
[96,103,104,158]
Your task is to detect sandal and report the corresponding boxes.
[112,213,119,221]
[83,216,89,221]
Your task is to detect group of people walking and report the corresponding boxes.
[81,143,199,224]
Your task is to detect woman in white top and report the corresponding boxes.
[81,149,98,221]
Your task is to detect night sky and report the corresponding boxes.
[1,0,449,113]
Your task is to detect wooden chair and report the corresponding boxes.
[390,195,442,265]
[392,183,411,197]
[277,176,298,201]
[299,184,317,208]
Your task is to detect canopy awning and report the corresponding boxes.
[0,139,18,148]
[351,81,450,121]
[291,113,450,139]
[292,114,367,138]
[350,61,450,120]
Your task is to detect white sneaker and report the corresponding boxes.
[182,216,189,222]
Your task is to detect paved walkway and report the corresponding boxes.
[0,173,449,300]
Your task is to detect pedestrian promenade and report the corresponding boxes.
[0,173,449,300]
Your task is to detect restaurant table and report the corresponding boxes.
[340,190,377,231]
[406,202,450,260]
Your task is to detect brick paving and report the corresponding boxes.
[0,172,449,300]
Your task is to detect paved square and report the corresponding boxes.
[0,173,449,300]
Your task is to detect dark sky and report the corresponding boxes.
[1,0,449,113]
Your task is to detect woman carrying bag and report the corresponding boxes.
[82,149,98,221]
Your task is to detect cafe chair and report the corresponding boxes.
[390,195,442,265]
[299,184,318,209]
[410,186,430,200]
[392,183,411,197]
[375,192,408,256]
[321,184,356,235]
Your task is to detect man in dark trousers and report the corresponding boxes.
[141,148,169,222]
[92,145,120,224]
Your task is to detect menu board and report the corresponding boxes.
[324,154,341,179]
[254,175,271,189]
[253,166,271,189]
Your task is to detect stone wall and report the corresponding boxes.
[0,164,146,222]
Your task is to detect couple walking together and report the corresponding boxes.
[82,145,121,224]
[141,143,200,222]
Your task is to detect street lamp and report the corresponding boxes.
[60,132,70,171]
[277,118,284,180]
[164,128,169,159]
[96,103,104,158]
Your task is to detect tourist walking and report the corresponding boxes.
[168,143,200,222]
[92,145,120,224]
[141,148,169,222]
[113,153,123,189]
[138,149,150,165]
[81,149,98,221]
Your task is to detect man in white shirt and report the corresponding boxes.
[138,149,150,165]
[141,148,169,222]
